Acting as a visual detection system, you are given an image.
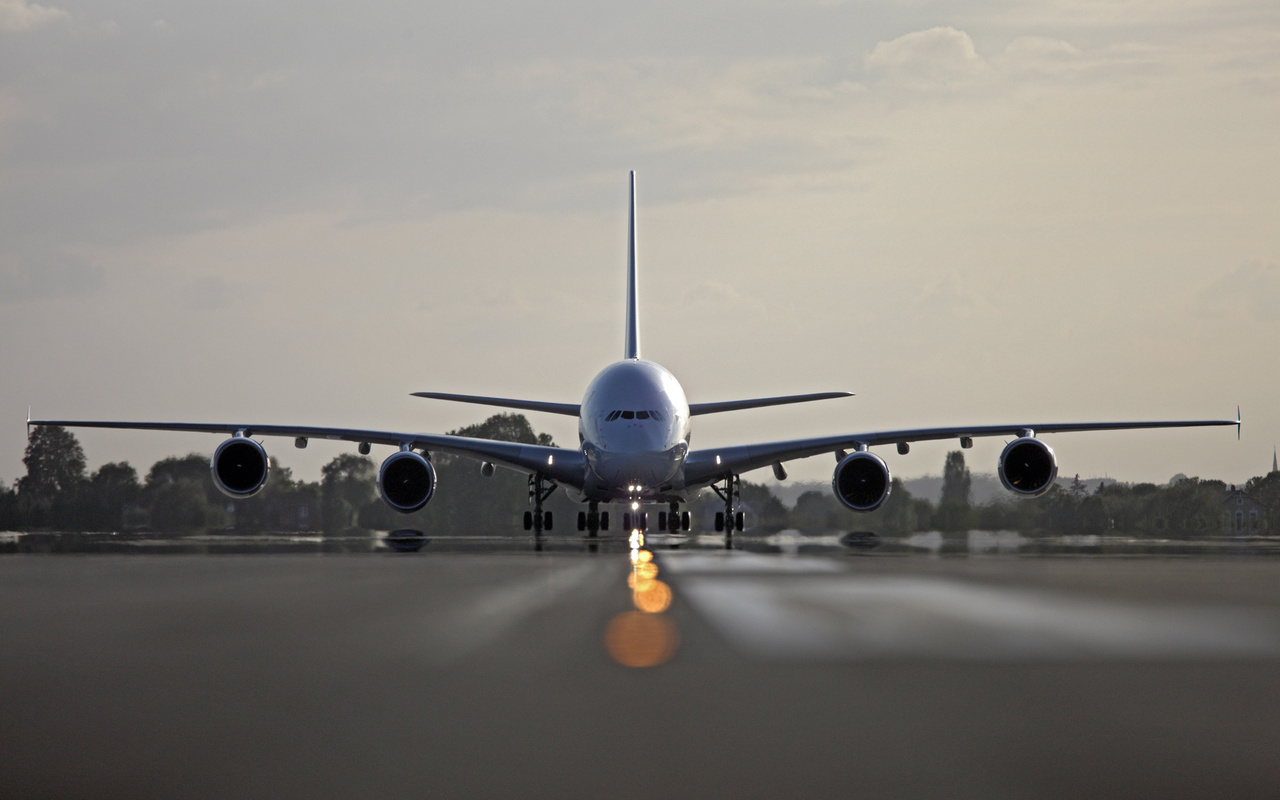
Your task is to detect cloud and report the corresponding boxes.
[864,27,989,89]
[0,0,66,32]
[999,36,1084,75]
[0,251,104,303]
[182,276,243,311]
[909,272,995,322]
[1196,261,1280,322]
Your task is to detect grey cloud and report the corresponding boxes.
[1196,261,1280,323]
[0,251,104,303]
[182,276,243,311]
[0,0,67,32]
[864,27,990,89]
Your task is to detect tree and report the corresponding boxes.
[940,451,972,505]
[321,454,376,531]
[145,454,223,531]
[150,479,214,531]
[1069,474,1088,500]
[1245,472,1280,533]
[0,480,18,529]
[83,462,142,531]
[18,425,88,529]
[791,490,840,531]
[935,450,974,531]
[146,454,217,499]
[738,481,789,530]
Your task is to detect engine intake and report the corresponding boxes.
[832,451,892,512]
[378,451,437,513]
[211,437,270,499]
[998,437,1058,497]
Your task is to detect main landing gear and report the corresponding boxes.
[711,474,746,536]
[576,501,611,537]
[657,502,691,533]
[523,473,558,534]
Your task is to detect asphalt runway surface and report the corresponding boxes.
[3,530,1280,799]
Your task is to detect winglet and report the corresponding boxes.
[1238,405,1242,440]
[26,405,31,436]
[624,171,640,360]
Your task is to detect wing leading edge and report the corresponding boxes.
[411,392,581,417]
[682,417,1241,488]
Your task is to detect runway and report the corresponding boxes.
[3,531,1280,799]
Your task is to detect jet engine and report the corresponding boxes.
[378,450,437,513]
[210,437,270,499]
[998,437,1058,497]
[832,451,892,512]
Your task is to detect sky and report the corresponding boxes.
[2,0,1278,492]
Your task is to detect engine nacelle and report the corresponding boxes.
[378,451,437,513]
[998,437,1058,497]
[210,437,270,499]
[832,451,892,512]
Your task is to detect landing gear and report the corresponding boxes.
[525,473,558,534]
[578,501,605,537]
[657,502,689,533]
[711,474,744,536]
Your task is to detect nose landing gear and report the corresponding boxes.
[577,501,609,536]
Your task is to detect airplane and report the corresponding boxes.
[29,172,1239,536]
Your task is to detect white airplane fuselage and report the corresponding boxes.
[578,359,691,500]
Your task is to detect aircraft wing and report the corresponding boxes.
[689,392,853,416]
[410,392,581,416]
[681,417,1240,488]
[26,419,588,488]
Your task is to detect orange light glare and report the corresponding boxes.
[604,611,679,667]
[632,579,673,613]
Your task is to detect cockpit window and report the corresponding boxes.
[606,409,666,422]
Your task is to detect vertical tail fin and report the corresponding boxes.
[624,171,640,360]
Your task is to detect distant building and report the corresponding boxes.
[1222,486,1266,533]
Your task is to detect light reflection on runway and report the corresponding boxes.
[603,533,680,667]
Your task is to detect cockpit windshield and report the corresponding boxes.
[605,409,665,422]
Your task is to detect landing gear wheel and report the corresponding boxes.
[577,511,587,532]
[523,511,534,531]
[681,511,691,531]
[734,511,745,532]
[600,512,610,531]
[715,511,725,532]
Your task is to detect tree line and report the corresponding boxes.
[3,419,1275,535]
